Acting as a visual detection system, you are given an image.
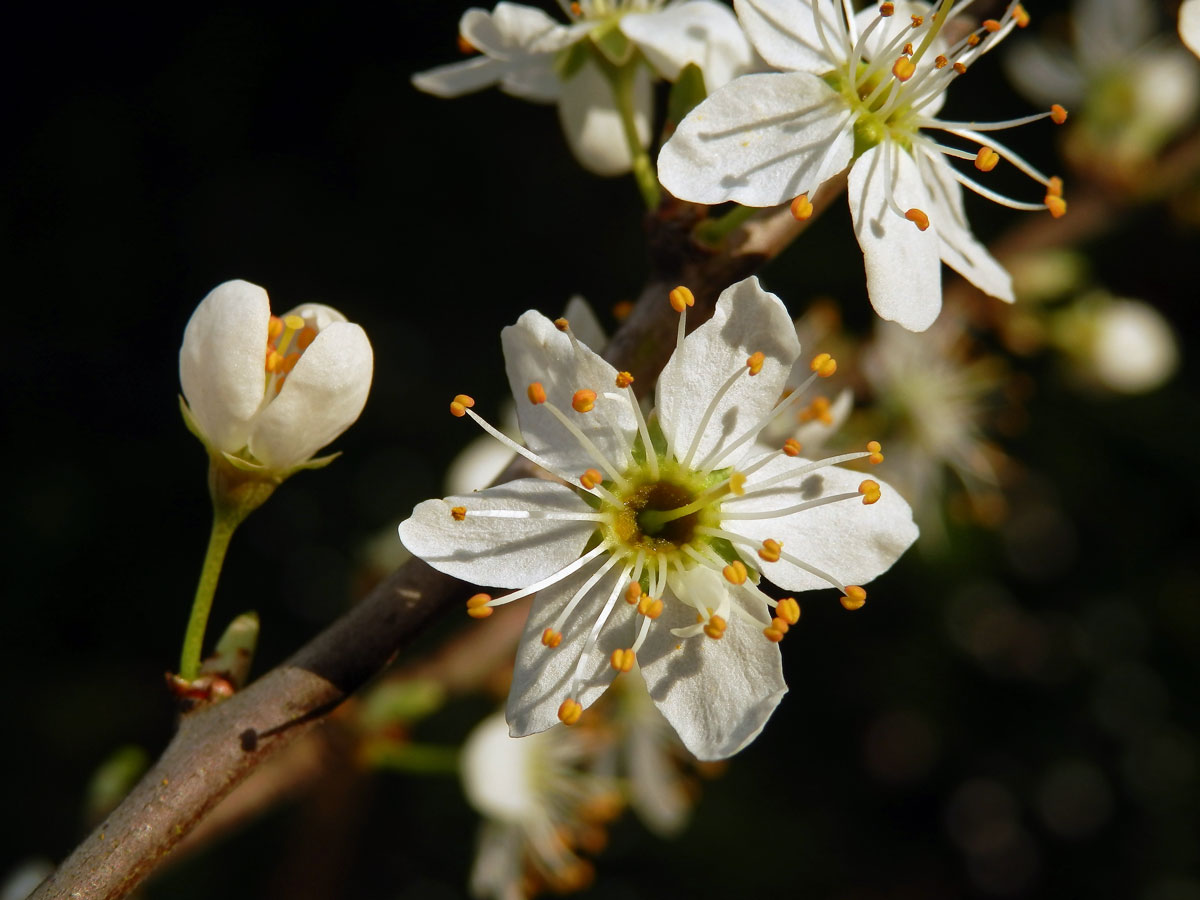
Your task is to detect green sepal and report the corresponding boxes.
[85,745,150,824]
[555,40,591,81]
[667,62,708,130]
[200,611,260,690]
[360,679,447,731]
[589,20,633,66]
[179,395,209,446]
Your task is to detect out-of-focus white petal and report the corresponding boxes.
[734,0,846,72]
[622,0,754,89]
[1088,298,1180,394]
[847,144,942,332]
[1076,0,1153,67]
[412,56,509,98]
[723,455,919,590]
[248,321,373,470]
[461,712,542,822]
[1002,39,1086,108]
[506,560,632,736]
[179,279,270,454]
[1183,0,1200,58]
[656,277,801,469]
[638,568,786,760]
[916,147,1014,304]
[557,60,651,175]
[658,70,852,206]
[502,310,636,477]
[562,295,607,353]
[793,386,853,451]
[398,480,596,589]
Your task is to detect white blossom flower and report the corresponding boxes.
[399,277,917,760]
[1182,0,1200,57]
[1053,293,1180,395]
[659,0,1066,332]
[461,711,621,899]
[179,279,373,474]
[412,0,755,175]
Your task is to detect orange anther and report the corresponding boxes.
[612,300,633,320]
[295,326,317,351]
[903,42,913,56]
[790,193,813,220]
[1013,4,1029,27]
[669,285,695,312]
[637,595,664,619]
[859,479,882,504]
[542,628,563,648]
[934,54,948,68]
[572,389,597,413]
[554,317,570,332]
[892,56,916,81]
[450,506,467,521]
[457,33,476,54]
[783,438,802,457]
[524,382,545,405]
[265,350,284,373]
[615,371,634,388]
[466,593,493,619]
[910,14,923,26]
[580,468,603,490]
[558,698,583,725]
[450,394,476,417]
[811,353,837,378]
[983,18,1001,31]
[610,648,635,672]
[840,586,867,611]
[625,581,643,605]
[953,61,967,74]
[764,625,786,643]
[1045,195,1067,218]
[967,32,981,46]
[1050,104,1068,125]
[268,316,284,339]
[704,615,727,639]
[879,1,894,15]
[905,208,930,231]
[1046,176,1063,197]
[771,616,790,635]
[747,351,765,375]
[866,440,884,464]
[759,539,783,563]
[281,352,300,373]
[776,597,801,625]
[722,560,748,585]
[975,147,999,172]
[799,395,832,424]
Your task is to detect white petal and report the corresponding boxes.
[723,455,918,590]
[1075,0,1152,68]
[460,712,542,822]
[485,2,568,49]
[248,321,372,469]
[847,143,942,332]
[502,310,637,477]
[734,0,848,72]
[852,1,938,64]
[1181,0,1200,58]
[622,1,755,90]
[398,480,597,589]
[499,59,563,103]
[562,295,608,352]
[557,60,652,175]
[506,559,633,735]
[411,56,509,98]
[657,71,852,206]
[637,568,786,760]
[792,386,853,451]
[656,277,801,469]
[916,147,1014,304]
[179,279,270,454]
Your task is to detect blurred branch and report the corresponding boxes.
[31,194,826,900]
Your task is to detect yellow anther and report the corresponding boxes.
[934,54,948,68]
[975,147,1000,172]
[759,539,783,563]
[527,382,547,405]
[772,616,790,634]
[572,389,597,413]
[615,371,634,388]
[790,193,813,220]
[747,351,766,375]
[1046,176,1063,197]
[967,32,981,46]
[669,285,695,312]
[800,395,832,424]
[637,595,664,619]
[558,698,583,725]
[866,440,884,464]
[840,586,867,611]
[1013,4,1030,27]
[810,353,837,378]
[450,506,467,521]
[268,316,284,339]
[722,560,748,585]
[1050,104,1068,125]
[879,1,894,16]
[580,468,603,490]
[729,472,747,496]
[554,317,570,332]
[450,394,476,417]
[983,18,1001,31]
[764,625,786,643]
[903,42,913,56]
[466,593,493,619]
[859,479,882,505]
[892,55,916,81]
[910,14,923,27]
[703,615,727,639]
[456,33,476,54]
[542,628,563,648]
[905,208,930,231]
[1045,195,1067,218]
[783,438,802,457]
[953,61,967,74]
[625,581,643,605]
[610,648,635,672]
[612,300,633,320]
[776,597,801,625]
[283,314,305,331]
[296,326,317,351]
[265,349,284,373]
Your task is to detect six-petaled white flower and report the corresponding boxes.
[180,279,374,474]
[399,277,917,760]
[412,0,756,175]
[659,0,1066,332]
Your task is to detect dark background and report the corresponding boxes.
[3,1,1199,898]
